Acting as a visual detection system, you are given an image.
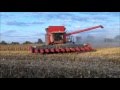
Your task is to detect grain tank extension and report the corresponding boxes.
[31,25,104,54]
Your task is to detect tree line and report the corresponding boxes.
[0,38,43,45]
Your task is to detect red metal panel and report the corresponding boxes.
[45,49,49,53]
[70,48,75,52]
[75,47,80,52]
[50,48,55,53]
[65,48,70,52]
[80,47,85,51]
[60,48,65,53]
[47,26,65,33]
[34,48,38,53]
[55,48,60,53]
[40,49,44,54]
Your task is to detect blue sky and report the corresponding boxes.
[0,12,120,43]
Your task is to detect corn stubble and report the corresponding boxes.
[0,45,120,78]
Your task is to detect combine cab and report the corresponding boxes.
[31,25,103,54]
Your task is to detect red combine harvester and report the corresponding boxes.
[31,25,104,54]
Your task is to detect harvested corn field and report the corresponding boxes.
[0,45,120,78]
